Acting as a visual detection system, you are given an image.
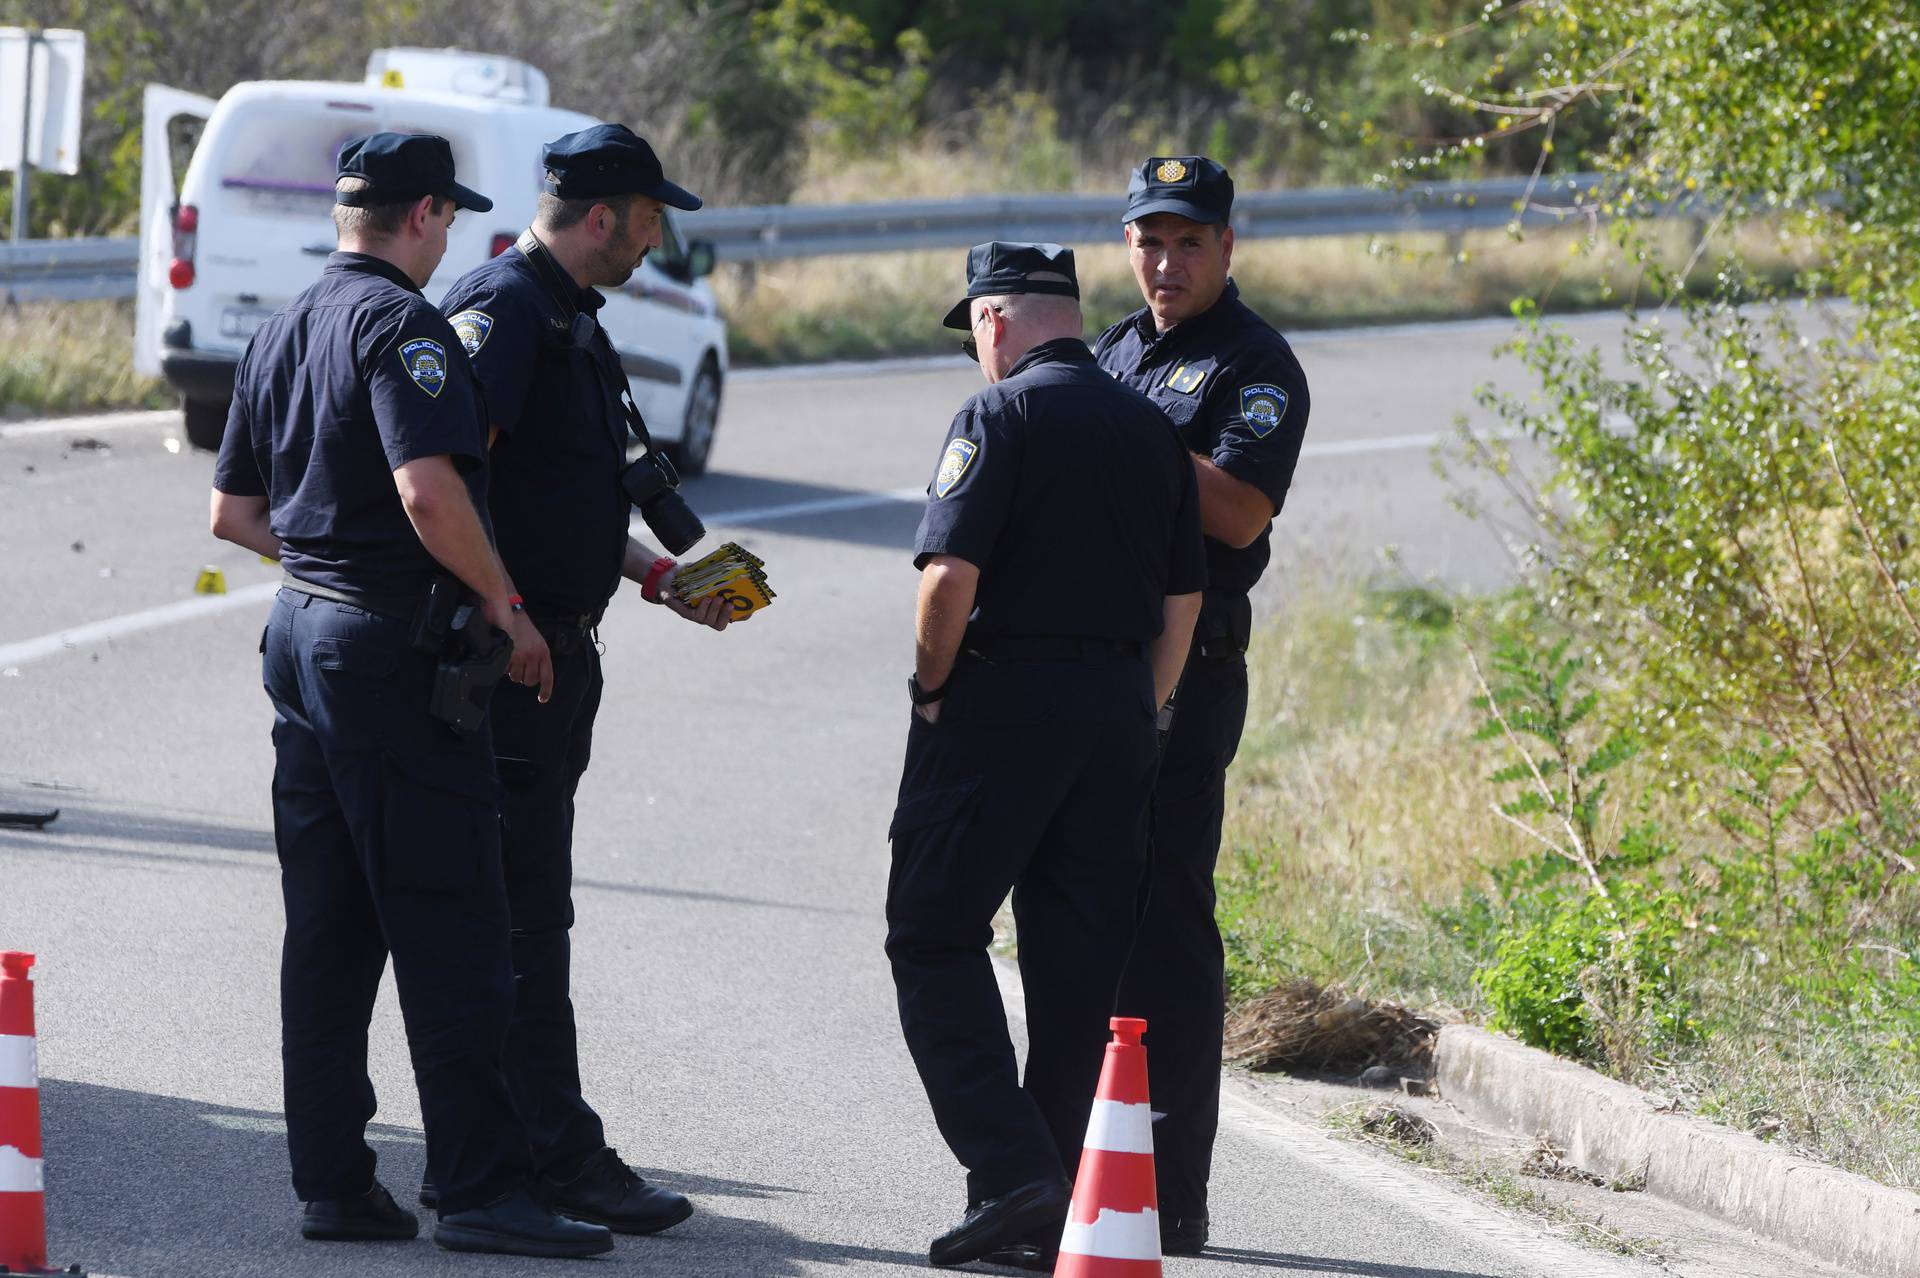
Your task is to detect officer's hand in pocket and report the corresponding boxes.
[508,613,555,703]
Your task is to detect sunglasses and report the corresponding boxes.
[959,303,1002,362]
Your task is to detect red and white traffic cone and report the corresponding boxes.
[1,952,80,1276]
[1054,1017,1161,1278]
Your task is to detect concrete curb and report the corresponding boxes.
[1434,1024,1920,1278]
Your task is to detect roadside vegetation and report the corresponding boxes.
[1219,0,1920,1196]
[0,300,169,417]
[1223,583,1920,1191]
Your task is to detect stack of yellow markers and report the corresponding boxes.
[670,542,776,621]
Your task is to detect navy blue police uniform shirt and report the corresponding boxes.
[212,252,490,599]
[914,338,1207,642]
[1093,280,1310,599]
[439,250,630,618]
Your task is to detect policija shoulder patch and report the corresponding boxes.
[400,338,449,398]
[447,310,493,357]
[934,438,978,499]
[1240,383,1289,438]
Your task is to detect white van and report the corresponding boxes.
[134,48,729,473]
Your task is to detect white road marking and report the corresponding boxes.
[0,409,179,440]
[1,488,932,671]
[1,584,280,669]
[0,407,1503,673]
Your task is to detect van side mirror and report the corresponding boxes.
[686,240,716,279]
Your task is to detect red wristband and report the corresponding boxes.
[506,594,525,613]
[641,557,676,604]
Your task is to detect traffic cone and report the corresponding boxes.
[0,953,81,1276]
[1054,1017,1161,1277]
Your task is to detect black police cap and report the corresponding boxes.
[335,132,493,213]
[542,124,703,210]
[941,241,1080,330]
[1123,155,1233,226]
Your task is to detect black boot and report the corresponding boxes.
[540,1146,694,1235]
[433,1187,615,1258]
[300,1181,418,1241]
[1161,1211,1209,1256]
[929,1179,1070,1268]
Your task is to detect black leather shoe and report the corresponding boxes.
[1161,1211,1209,1256]
[433,1187,615,1258]
[929,1179,1070,1268]
[300,1181,419,1241]
[541,1146,694,1235]
[418,1173,438,1210]
[979,1240,1058,1272]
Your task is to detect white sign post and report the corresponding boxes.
[0,27,86,241]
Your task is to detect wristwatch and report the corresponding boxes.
[908,672,947,705]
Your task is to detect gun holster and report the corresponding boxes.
[412,577,514,734]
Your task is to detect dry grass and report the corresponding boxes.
[1223,979,1436,1072]
[0,300,169,418]
[1211,584,1532,1008]
[715,218,1812,366]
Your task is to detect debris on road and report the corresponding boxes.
[0,808,59,829]
[66,436,110,452]
[1225,979,1437,1073]
[1357,1102,1438,1148]
[1521,1135,1608,1187]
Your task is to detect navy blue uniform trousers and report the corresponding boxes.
[886,655,1158,1203]
[1117,651,1249,1218]
[486,628,608,1175]
[262,589,530,1214]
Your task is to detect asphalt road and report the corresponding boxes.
[0,312,1687,1278]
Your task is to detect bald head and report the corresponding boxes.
[972,288,1084,383]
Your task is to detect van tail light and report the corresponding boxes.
[490,233,515,258]
[168,203,199,290]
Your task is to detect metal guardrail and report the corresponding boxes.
[1,173,1605,301]
[680,173,1603,262]
[1,235,138,301]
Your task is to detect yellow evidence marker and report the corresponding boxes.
[194,566,228,595]
[669,542,777,621]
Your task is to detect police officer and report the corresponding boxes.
[209,133,612,1257]
[1093,156,1311,1255]
[430,124,728,1234]
[887,242,1206,1269]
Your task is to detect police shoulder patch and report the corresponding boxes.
[399,337,449,398]
[448,310,494,357]
[934,438,979,499]
[1239,383,1289,438]
[1166,363,1208,395]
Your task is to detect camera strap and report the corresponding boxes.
[514,230,659,458]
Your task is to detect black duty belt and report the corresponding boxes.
[963,634,1144,662]
[280,573,413,621]
[528,607,602,655]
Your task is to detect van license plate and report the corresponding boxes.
[219,307,272,340]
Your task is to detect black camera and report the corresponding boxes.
[621,451,705,555]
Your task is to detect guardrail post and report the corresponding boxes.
[9,28,37,245]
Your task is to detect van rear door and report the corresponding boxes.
[175,93,389,359]
[133,84,215,377]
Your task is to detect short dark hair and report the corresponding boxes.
[332,177,447,239]
[534,190,640,234]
